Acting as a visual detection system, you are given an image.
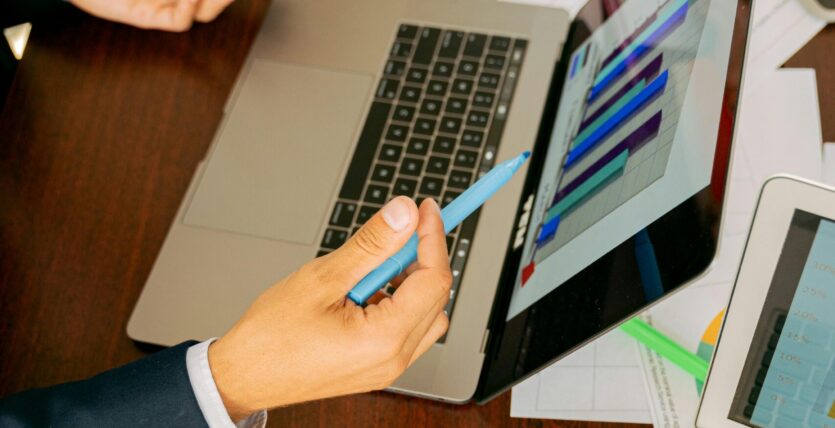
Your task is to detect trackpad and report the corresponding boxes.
[185,60,371,244]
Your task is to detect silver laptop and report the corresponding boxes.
[128,0,570,402]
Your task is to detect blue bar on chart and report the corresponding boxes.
[598,10,658,71]
[581,54,663,131]
[536,215,561,247]
[589,0,688,102]
[566,70,668,168]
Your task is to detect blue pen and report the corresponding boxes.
[347,151,531,305]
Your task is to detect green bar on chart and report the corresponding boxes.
[545,150,628,223]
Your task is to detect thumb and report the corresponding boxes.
[319,196,418,295]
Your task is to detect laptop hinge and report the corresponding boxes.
[480,329,490,354]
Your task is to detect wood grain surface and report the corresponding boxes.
[1,0,830,426]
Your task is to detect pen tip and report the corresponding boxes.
[522,151,531,160]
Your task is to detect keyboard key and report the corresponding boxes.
[339,102,390,199]
[397,24,418,40]
[386,124,408,141]
[478,73,499,89]
[467,111,490,128]
[329,202,357,227]
[478,73,500,89]
[451,79,474,95]
[414,118,437,135]
[442,191,460,207]
[400,158,425,176]
[463,33,487,57]
[458,60,479,76]
[489,36,511,52]
[413,27,441,64]
[321,228,349,249]
[407,138,430,156]
[392,105,415,122]
[427,80,448,97]
[392,178,418,197]
[316,250,331,257]
[461,130,484,147]
[376,79,400,99]
[484,54,506,70]
[406,67,429,84]
[426,156,450,175]
[433,136,456,154]
[455,150,479,168]
[352,227,361,236]
[446,98,467,114]
[390,41,413,58]
[364,185,389,204]
[379,144,402,163]
[439,116,462,134]
[371,164,396,183]
[438,30,465,58]
[356,205,377,224]
[420,177,444,196]
[473,91,495,108]
[421,99,443,116]
[383,59,406,77]
[448,170,472,189]
[433,61,454,78]
[400,86,421,103]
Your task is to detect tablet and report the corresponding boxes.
[697,176,835,427]
[475,0,753,401]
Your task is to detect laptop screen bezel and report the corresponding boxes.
[475,0,754,403]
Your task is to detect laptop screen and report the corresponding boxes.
[477,0,752,401]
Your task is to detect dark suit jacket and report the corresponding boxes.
[0,341,210,427]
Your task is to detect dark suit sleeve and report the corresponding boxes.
[0,341,210,428]
[1,0,71,29]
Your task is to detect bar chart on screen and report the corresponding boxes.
[520,0,712,286]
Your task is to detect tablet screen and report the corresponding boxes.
[507,0,737,319]
[730,210,835,428]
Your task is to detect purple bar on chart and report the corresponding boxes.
[554,111,662,204]
[589,1,687,102]
[599,11,658,71]
[536,215,561,246]
[579,54,663,133]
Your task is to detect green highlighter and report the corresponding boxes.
[620,317,709,383]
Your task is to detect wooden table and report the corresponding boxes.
[1,1,832,426]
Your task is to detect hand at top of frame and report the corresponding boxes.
[69,0,235,32]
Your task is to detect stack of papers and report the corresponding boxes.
[508,0,827,425]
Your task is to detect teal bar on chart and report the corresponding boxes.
[572,79,647,150]
[545,150,629,223]
[593,0,687,88]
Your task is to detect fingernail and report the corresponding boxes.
[381,197,411,232]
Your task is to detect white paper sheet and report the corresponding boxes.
[499,0,590,17]
[823,143,835,187]
[745,0,827,90]
[637,68,824,428]
[511,328,652,423]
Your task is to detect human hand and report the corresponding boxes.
[208,197,452,420]
[69,0,235,32]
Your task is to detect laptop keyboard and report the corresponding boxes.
[318,24,527,335]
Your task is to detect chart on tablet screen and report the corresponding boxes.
[522,0,708,284]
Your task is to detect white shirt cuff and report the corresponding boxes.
[186,339,267,428]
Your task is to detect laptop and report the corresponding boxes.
[129,0,754,403]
